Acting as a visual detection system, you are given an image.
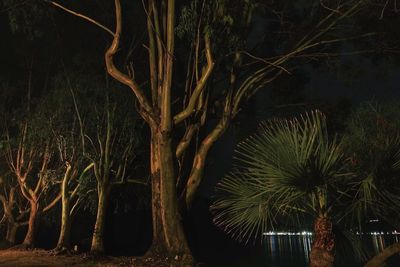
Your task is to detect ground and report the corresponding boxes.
[0,249,190,267]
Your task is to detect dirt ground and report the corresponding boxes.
[0,249,189,267]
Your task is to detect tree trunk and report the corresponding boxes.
[309,216,335,267]
[56,195,71,251]
[364,242,400,267]
[90,186,110,254]
[22,200,38,247]
[146,130,193,265]
[6,221,18,244]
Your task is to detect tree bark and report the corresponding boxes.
[6,221,18,244]
[146,130,193,265]
[90,186,110,254]
[56,196,71,250]
[22,200,38,247]
[56,164,73,251]
[309,216,335,267]
[364,242,400,267]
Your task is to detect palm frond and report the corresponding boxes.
[211,110,346,243]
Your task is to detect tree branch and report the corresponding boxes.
[105,0,156,126]
[48,1,115,37]
[176,124,199,159]
[146,0,158,106]
[184,94,232,207]
[174,36,214,124]
[42,193,61,213]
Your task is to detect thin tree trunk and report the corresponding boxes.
[309,216,335,267]
[364,242,400,267]
[90,186,110,254]
[56,197,71,250]
[6,221,18,244]
[22,200,38,247]
[147,131,193,265]
[56,164,73,251]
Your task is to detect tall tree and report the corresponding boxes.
[85,101,141,254]
[47,0,398,262]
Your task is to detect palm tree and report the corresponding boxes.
[212,108,400,267]
[212,110,346,267]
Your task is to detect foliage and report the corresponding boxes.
[341,102,400,227]
[176,0,260,56]
[1,0,52,40]
[211,111,346,242]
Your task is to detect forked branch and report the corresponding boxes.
[49,0,156,126]
[105,0,156,126]
[184,93,232,207]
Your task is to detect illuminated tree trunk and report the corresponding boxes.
[55,164,73,251]
[1,190,19,244]
[56,191,72,250]
[309,216,335,267]
[90,186,110,254]
[22,200,38,247]
[147,130,192,263]
[56,211,71,251]
[6,221,18,244]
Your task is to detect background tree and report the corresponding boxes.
[39,84,96,253]
[86,102,142,254]
[0,174,29,246]
[342,102,400,267]
[3,107,61,248]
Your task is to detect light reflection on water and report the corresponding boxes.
[369,234,399,256]
[263,233,400,267]
[265,234,312,267]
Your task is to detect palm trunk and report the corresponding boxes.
[90,185,110,254]
[22,200,38,247]
[6,221,18,244]
[56,196,71,250]
[147,130,193,264]
[364,242,400,267]
[309,216,335,267]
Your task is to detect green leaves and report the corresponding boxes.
[342,102,400,228]
[176,0,257,53]
[212,110,345,243]
[2,0,51,40]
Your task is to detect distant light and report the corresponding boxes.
[263,231,400,236]
[262,231,313,236]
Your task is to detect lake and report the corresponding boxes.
[209,232,400,267]
[264,232,400,267]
